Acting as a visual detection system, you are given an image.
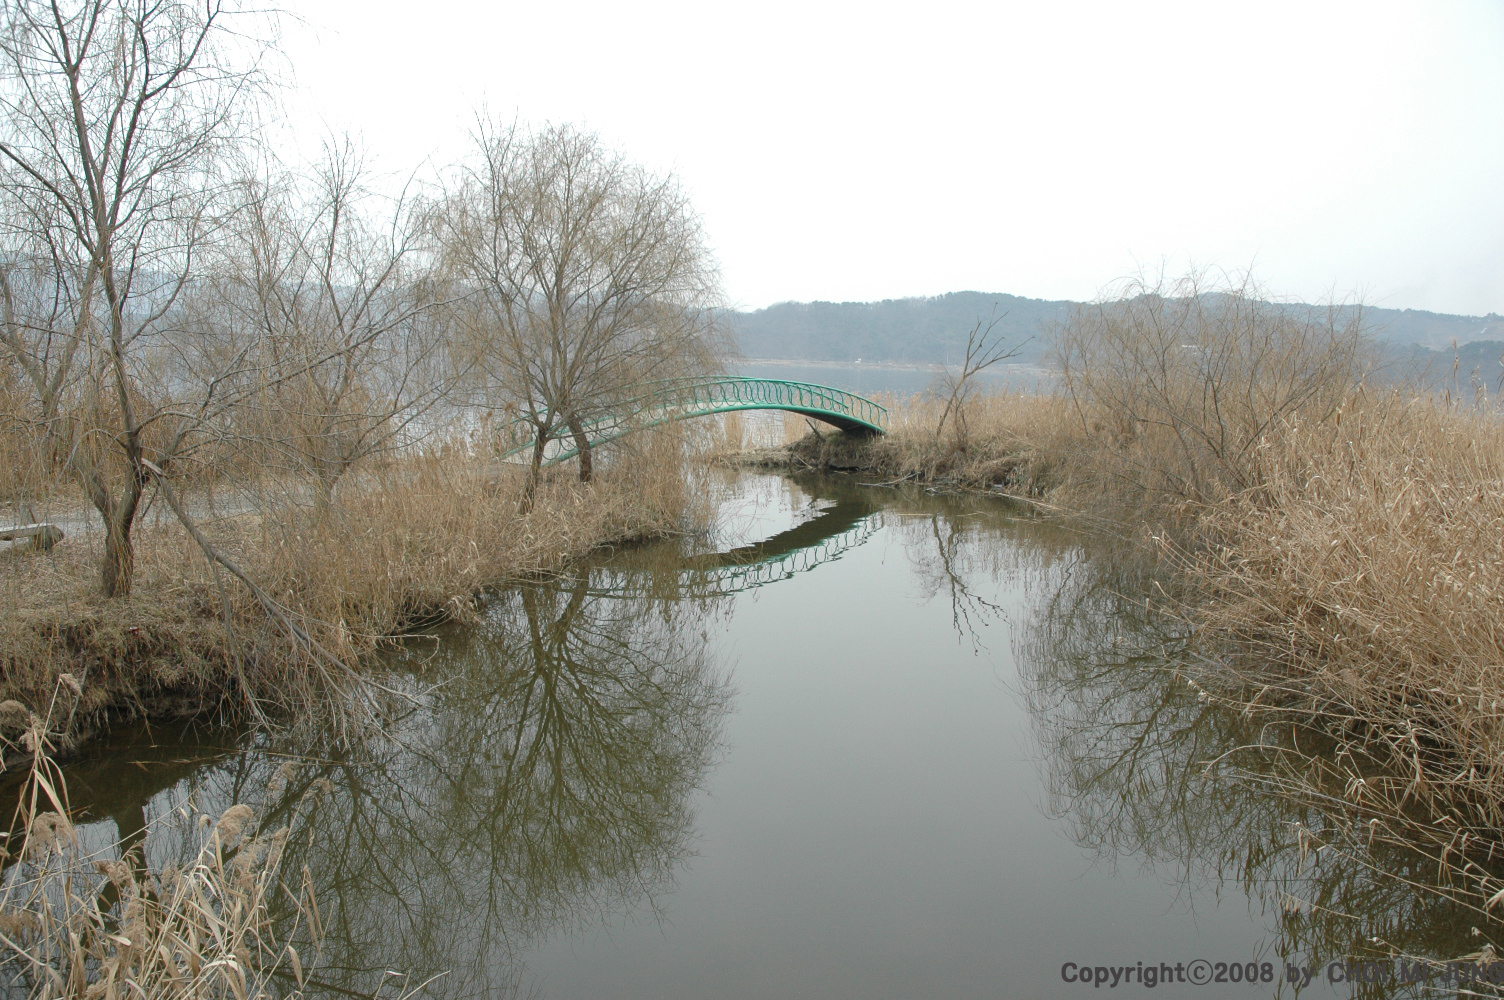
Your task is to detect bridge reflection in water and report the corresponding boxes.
[591,493,879,600]
[4,475,1493,998]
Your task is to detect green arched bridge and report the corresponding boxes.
[502,377,888,466]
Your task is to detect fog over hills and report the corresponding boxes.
[728,292,1504,373]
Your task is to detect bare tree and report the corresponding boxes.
[433,120,725,494]
[217,141,452,502]
[0,0,270,596]
[933,308,1022,446]
[1055,270,1370,505]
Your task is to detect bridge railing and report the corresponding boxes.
[644,377,888,432]
[497,376,888,461]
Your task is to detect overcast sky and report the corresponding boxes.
[277,1,1504,315]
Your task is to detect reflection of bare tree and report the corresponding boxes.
[885,487,1076,652]
[1018,553,1502,997]
[109,574,731,999]
[912,513,1010,651]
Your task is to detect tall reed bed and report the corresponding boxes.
[768,272,1504,905]
[0,424,705,752]
[1048,275,1504,846]
[1184,395,1504,821]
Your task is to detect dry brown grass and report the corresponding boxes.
[0,425,704,753]
[0,800,315,999]
[1182,393,1504,821]
[766,390,1076,496]
[0,679,322,999]
[1044,276,1504,844]
[747,273,1504,904]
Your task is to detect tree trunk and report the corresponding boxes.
[88,440,147,598]
[100,478,143,598]
[102,518,134,598]
[568,415,592,483]
[521,433,548,513]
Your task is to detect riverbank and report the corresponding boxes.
[10,468,1371,997]
[744,384,1504,907]
[0,433,703,758]
[737,391,1071,496]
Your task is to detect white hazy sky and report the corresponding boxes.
[275,0,1504,314]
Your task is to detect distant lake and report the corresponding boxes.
[731,359,1055,401]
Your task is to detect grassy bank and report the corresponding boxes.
[751,391,1072,496]
[748,278,1504,910]
[0,429,703,757]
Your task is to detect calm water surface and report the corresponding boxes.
[733,360,1052,399]
[29,472,1484,998]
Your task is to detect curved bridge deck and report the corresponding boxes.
[502,377,887,466]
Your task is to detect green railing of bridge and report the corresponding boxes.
[500,376,887,466]
[645,377,888,432]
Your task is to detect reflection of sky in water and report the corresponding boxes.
[16,472,1488,1000]
[717,483,851,552]
[700,472,818,553]
[520,476,1482,1000]
[523,477,1266,999]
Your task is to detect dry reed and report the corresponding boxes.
[748,273,1504,908]
[761,390,1074,496]
[0,678,321,999]
[0,424,704,753]
[1181,393,1504,831]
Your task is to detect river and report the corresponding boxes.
[9,470,1485,998]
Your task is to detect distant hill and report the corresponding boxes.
[729,292,1504,366]
[1393,340,1504,394]
[1365,311,1504,350]
[729,292,1070,367]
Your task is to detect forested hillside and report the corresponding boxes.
[730,292,1504,365]
[729,292,1068,365]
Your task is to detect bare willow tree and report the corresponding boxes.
[216,141,452,503]
[0,241,85,467]
[933,308,1022,447]
[1055,270,1371,507]
[433,120,725,492]
[0,0,270,596]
